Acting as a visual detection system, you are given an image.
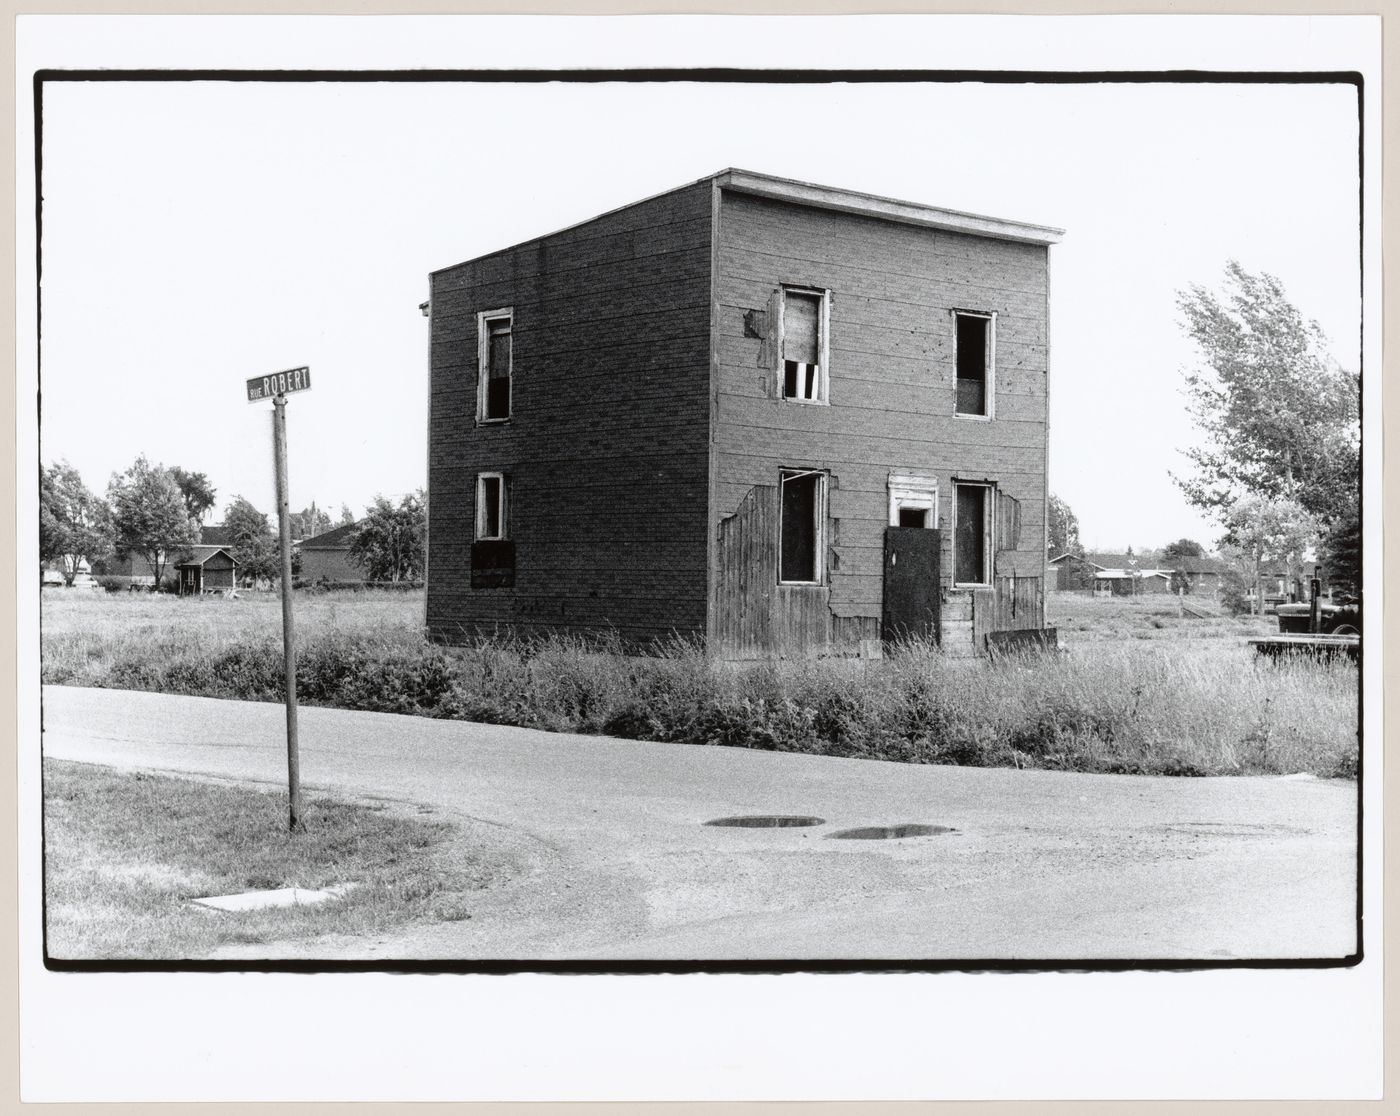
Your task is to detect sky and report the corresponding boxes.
[36,76,1361,553]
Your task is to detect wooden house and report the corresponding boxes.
[425,170,1062,657]
[175,546,238,595]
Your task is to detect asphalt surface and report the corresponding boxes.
[41,685,1359,963]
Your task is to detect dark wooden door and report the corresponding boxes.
[882,527,941,646]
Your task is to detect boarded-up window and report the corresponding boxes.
[476,473,508,540]
[954,483,991,585]
[955,312,992,417]
[780,470,825,583]
[996,493,1021,551]
[478,309,513,421]
[782,289,824,402]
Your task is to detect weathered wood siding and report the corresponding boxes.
[713,484,831,657]
[427,182,713,645]
[710,190,1050,656]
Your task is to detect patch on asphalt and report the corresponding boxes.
[1162,822,1310,838]
[704,815,825,828]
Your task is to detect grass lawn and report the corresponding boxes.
[44,758,506,960]
[1047,591,1277,643]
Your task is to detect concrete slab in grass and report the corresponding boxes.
[190,884,355,912]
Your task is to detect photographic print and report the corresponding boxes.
[27,21,1368,982]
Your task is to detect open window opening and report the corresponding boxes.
[888,474,939,529]
[476,472,509,540]
[477,308,513,422]
[781,288,827,403]
[953,481,993,587]
[779,469,826,584]
[954,310,995,418]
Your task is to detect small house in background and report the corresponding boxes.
[175,546,239,595]
[297,521,367,584]
[95,524,235,589]
[1170,554,1230,596]
[425,170,1062,658]
[1049,551,1172,596]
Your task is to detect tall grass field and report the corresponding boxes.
[41,588,1359,778]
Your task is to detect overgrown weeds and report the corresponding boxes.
[41,591,1359,778]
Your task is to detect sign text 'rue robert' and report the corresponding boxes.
[247,366,311,403]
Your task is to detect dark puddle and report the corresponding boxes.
[827,824,956,840]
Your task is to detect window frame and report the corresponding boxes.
[476,307,514,424]
[951,480,995,588]
[475,472,509,541]
[887,473,940,529]
[952,309,997,421]
[778,285,831,405]
[777,468,828,586]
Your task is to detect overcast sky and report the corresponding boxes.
[37,76,1360,551]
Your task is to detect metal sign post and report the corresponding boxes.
[249,366,311,833]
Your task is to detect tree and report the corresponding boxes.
[349,493,426,583]
[1318,510,1361,598]
[1160,540,1206,594]
[1218,496,1319,615]
[107,456,199,587]
[337,504,356,528]
[1047,494,1082,556]
[1163,538,1206,561]
[223,496,279,583]
[289,503,333,542]
[170,467,217,524]
[41,461,115,585]
[1174,261,1359,529]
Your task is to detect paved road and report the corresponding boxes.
[41,686,1358,962]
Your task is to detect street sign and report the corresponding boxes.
[247,366,311,403]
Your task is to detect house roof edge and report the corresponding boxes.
[713,168,1064,246]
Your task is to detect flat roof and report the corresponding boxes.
[431,168,1063,276]
[715,169,1064,246]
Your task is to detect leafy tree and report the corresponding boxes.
[170,467,218,524]
[1218,496,1318,615]
[1047,494,1082,556]
[1175,261,1359,529]
[107,456,199,587]
[39,469,65,570]
[289,503,333,542]
[349,493,426,583]
[337,504,357,528]
[223,496,279,583]
[41,461,115,585]
[1318,510,1361,597]
[1163,538,1206,561]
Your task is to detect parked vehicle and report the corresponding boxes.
[1274,597,1361,636]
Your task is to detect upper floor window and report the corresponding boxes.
[954,310,996,418]
[779,469,827,584]
[780,287,829,404]
[477,308,513,422]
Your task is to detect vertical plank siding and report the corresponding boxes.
[711,190,1050,655]
[427,182,714,646]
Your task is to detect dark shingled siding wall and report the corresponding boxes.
[710,190,1050,657]
[426,182,714,644]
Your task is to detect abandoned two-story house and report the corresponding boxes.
[425,170,1062,658]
